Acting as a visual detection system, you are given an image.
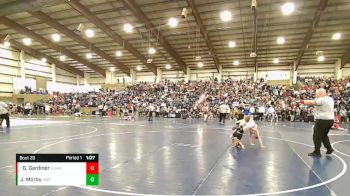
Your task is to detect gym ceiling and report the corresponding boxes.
[0,0,349,77]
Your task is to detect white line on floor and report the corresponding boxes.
[192,145,231,195]
[287,141,337,196]
[69,136,347,196]
[0,165,12,170]
[332,140,350,158]
[0,125,99,145]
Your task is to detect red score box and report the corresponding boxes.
[86,162,99,174]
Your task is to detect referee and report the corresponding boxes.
[0,101,10,128]
[299,88,334,157]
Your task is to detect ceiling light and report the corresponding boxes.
[220,10,232,22]
[250,52,257,58]
[165,64,171,69]
[273,58,279,64]
[136,66,142,71]
[228,41,236,48]
[195,56,201,60]
[317,55,325,62]
[51,33,61,42]
[332,32,341,40]
[86,53,92,59]
[110,67,116,72]
[3,41,10,47]
[168,17,178,28]
[233,60,239,66]
[22,38,32,46]
[277,36,285,44]
[116,50,122,57]
[41,58,47,63]
[124,23,133,33]
[85,29,94,38]
[281,2,295,15]
[59,55,66,61]
[198,62,204,68]
[148,47,156,54]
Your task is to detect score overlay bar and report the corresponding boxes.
[16,154,99,186]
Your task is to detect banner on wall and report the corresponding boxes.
[47,81,100,93]
[266,71,289,80]
[13,77,36,91]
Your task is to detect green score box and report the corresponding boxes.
[86,174,99,186]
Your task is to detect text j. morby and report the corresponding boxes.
[20,177,42,182]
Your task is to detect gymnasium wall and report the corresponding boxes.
[141,62,342,82]
[55,68,77,85]
[88,73,104,85]
[29,62,344,86]
[189,69,219,81]
[162,70,186,82]
[342,64,350,77]
[24,52,77,85]
[298,64,335,77]
[0,44,348,97]
[0,46,77,97]
[135,72,157,83]
[0,47,18,96]
[119,63,338,83]
[115,73,132,84]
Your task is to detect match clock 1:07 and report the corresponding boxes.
[86,155,97,161]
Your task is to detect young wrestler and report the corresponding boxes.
[242,116,265,148]
[231,121,245,149]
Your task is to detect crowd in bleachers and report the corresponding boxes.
[6,76,350,123]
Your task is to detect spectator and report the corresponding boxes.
[219,102,230,124]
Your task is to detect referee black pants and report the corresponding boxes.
[0,113,10,127]
[313,119,333,154]
[219,113,226,123]
[148,111,153,121]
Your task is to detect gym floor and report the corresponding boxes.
[0,117,349,196]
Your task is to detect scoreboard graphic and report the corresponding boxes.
[16,154,99,186]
